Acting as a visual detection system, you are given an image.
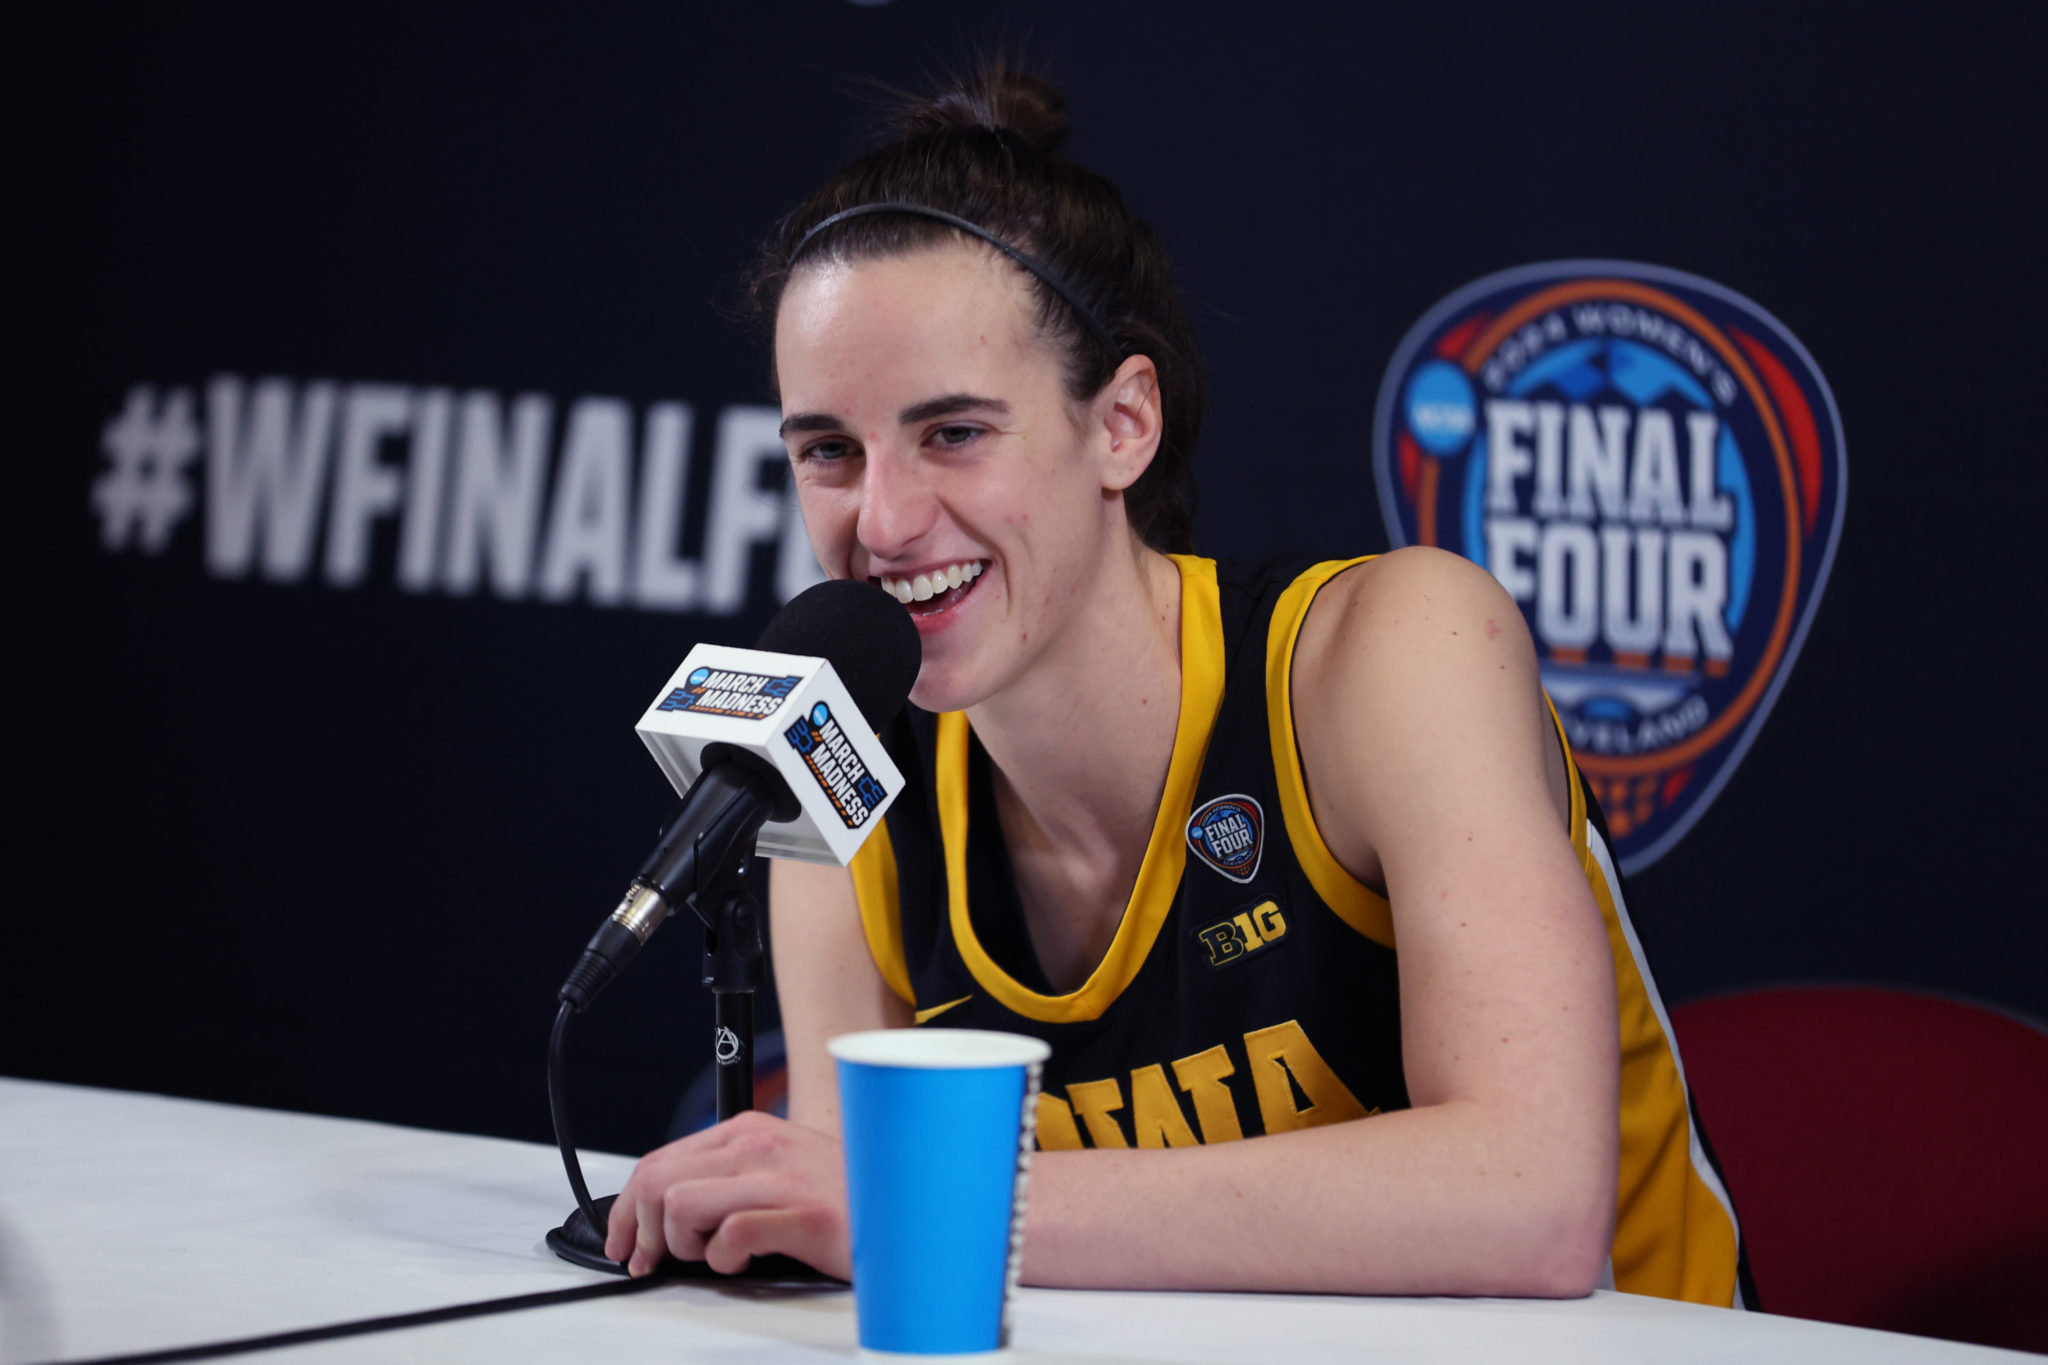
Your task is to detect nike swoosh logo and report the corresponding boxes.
[913,995,973,1024]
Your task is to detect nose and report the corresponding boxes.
[855,445,938,565]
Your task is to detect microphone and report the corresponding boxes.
[557,578,920,1012]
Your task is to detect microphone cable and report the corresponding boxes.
[547,999,606,1249]
[34,1276,671,1365]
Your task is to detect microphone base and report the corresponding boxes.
[546,1195,831,1281]
[545,1196,626,1274]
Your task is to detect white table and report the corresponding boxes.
[0,1078,2024,1363]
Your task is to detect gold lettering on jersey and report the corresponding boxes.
[1196,920,1246,966]
[1252,902,1286,940]
[1171,1044,1245,1144]
[1035,1092,1085,1151]
[1129,1064,1201,1148]
[1245,1019,1371,1134]
[1037,1021,1375,1150]
[1197,900,1289,970]
[1065,1077,1131,1149]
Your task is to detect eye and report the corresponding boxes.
[796,437,857,463]
[930,423,983,449]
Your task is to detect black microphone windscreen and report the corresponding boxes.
[755,579,922,730]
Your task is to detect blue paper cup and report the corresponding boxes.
[829,1028,1050,1359]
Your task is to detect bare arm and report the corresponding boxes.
[1019,548,1618,1296]
[769,857,914,1135]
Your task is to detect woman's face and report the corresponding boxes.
[775,243,1151,713]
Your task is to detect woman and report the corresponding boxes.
[605,66,1745,1304]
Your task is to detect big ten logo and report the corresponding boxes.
[1033,1019,1378,1151]
[1195,900,1289,970]
[1375,263,1845,871]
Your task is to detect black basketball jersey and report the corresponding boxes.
[844,555,1745,1305]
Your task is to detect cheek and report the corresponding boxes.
[793,479,859,570]
[1011,470,1102,572]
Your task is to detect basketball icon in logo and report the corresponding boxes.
[1373,262,1846,872]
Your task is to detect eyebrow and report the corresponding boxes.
[778,412,843,438]
[898,393,1010,426]
[778,393,1012,440]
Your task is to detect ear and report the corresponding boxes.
[1095,355,1164,493]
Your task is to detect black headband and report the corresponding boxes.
[788,202,1123,361]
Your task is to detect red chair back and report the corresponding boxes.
[1672,986,2048,1353]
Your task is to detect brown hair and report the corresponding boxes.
[747,63,1205,553]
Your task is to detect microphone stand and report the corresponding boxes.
[703,870,765,1121]
[545,855,818,1278]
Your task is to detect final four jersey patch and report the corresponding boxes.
[1186,794,1265,883]
[1372,261,1846,872]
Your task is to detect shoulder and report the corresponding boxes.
[1293,546,1538,696]
[1288,547,1555,882]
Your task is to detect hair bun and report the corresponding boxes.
[890,63,1070,155]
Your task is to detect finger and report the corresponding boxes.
[661,1175,779,1265]
[704,1205,845,1280]
[604,1190,638,1264]
[628,1194,666,1277]
[608,1113,800,1270]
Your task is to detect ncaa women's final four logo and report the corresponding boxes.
[1372,262,1846,872]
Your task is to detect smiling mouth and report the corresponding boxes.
[875,560,987,615]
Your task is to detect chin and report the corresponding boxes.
[907,676,967,715]
[907,659,989,716]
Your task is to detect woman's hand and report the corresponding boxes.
[602,1109,852,1279]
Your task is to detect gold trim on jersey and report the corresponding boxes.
[1261,562,1618,943]
[1584,827,1741,1305]
[935,554,1226,1023]
[1264,556,1397,948]
[848,817,915,1005]
[1548,693,1738,1303]
[1553,693,1589,861]
[913,994,972,1024]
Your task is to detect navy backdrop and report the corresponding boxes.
[13,2,2045,1158]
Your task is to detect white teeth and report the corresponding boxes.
[880,561,984,605]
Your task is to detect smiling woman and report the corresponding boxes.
[603,63,1751,1308]
[768,241,1177,715]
